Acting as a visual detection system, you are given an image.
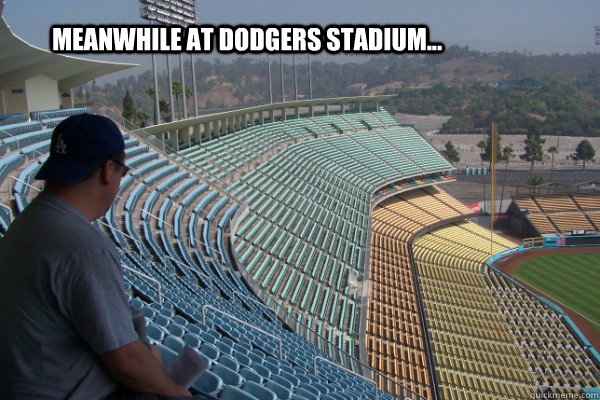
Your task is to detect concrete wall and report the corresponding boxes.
[25,74,60,113]
[60,89,74,109]
[1,81,28,114]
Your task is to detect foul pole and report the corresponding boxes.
[490,121,497,257]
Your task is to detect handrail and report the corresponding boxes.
[201,304,283,359]
[0,125,49,159]
[314,356,378,400]
[98,105,240,205]
[232,290,277,320]
[9,175,41,194]
[121,263,162,303]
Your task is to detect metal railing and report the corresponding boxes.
[201,304,283,359]
[122,263,162,304]
[314,356,378,400]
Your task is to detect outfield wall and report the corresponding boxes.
[486,235,600,366]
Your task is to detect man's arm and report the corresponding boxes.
[100,340,191,397]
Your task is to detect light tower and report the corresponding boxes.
[139,0,197,123]
[595,25,600,45]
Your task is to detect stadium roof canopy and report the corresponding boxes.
[0,16,136,89]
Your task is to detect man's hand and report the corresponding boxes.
[100,340,191,397]
[150,344,165,368]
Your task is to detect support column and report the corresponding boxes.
[182,127,191,147]
[376,101,380,111]
[324,104,329,115]
[218,120,224,138]
[242,114,248,128]
[170,130,179,150]
[294,107,300,119]
[260,111,265,125]
[280,108,286,121]
[237,115,242,130]
[204,122,211,142]
[268,110,274,123]
[309,105,314,117]
[193,124,201,144]
[166,54,175,122]
[358,102,362,113]
[229,116,235,132]
[341,103,345,114]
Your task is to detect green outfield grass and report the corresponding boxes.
[513,252,600,333]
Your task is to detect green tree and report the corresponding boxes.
[571,140,595,170]
[520,125,546,180]
[159,99,170,123]
[527,176,544,193]
[122,90,136,123]
[136,110,149,128]
[443,141,460,163]
[547,145,559,183]
[172,81,182,119]
[499,145,515,213]
[482,128,502,168]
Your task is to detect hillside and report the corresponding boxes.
[80,46,600,135]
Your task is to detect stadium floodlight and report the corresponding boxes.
[596,26,600,45]
[139,0,196,123]
[139,0,196,27]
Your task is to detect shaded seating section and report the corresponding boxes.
[175,110,414,184]
[0,112,27,126]
[228,111,451,363]
[513,194,600,234]
[30,107,87,121]
[4,120,398,400]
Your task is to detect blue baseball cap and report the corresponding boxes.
[35,113,125,183]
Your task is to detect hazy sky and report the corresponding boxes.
[3,0,600,81]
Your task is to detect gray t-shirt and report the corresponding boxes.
[0,192,138,399]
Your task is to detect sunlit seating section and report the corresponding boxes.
[534,194,578,213]
[513,194,600,234]
[571,193,600,211]
[488,273,600,391]
[513,195,542,213]
[413,222,535,399]
[546,211,594,232]
[527,213,557,234]
[586,211,600,228]
[366,187,472,399]
[413,220,600,397]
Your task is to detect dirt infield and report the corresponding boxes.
[494,246,600,351]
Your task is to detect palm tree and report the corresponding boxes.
[547,145,559,186]
[172,81,182,119]
[477,140,487,213]
[499,145,515,213]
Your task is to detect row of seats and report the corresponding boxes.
[513,194,600,234]
[412,220,600,397]
[366,186,473,399]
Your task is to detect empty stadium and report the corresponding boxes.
[1,4,599,400]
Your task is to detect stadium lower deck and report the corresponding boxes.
[1,107,598,399]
